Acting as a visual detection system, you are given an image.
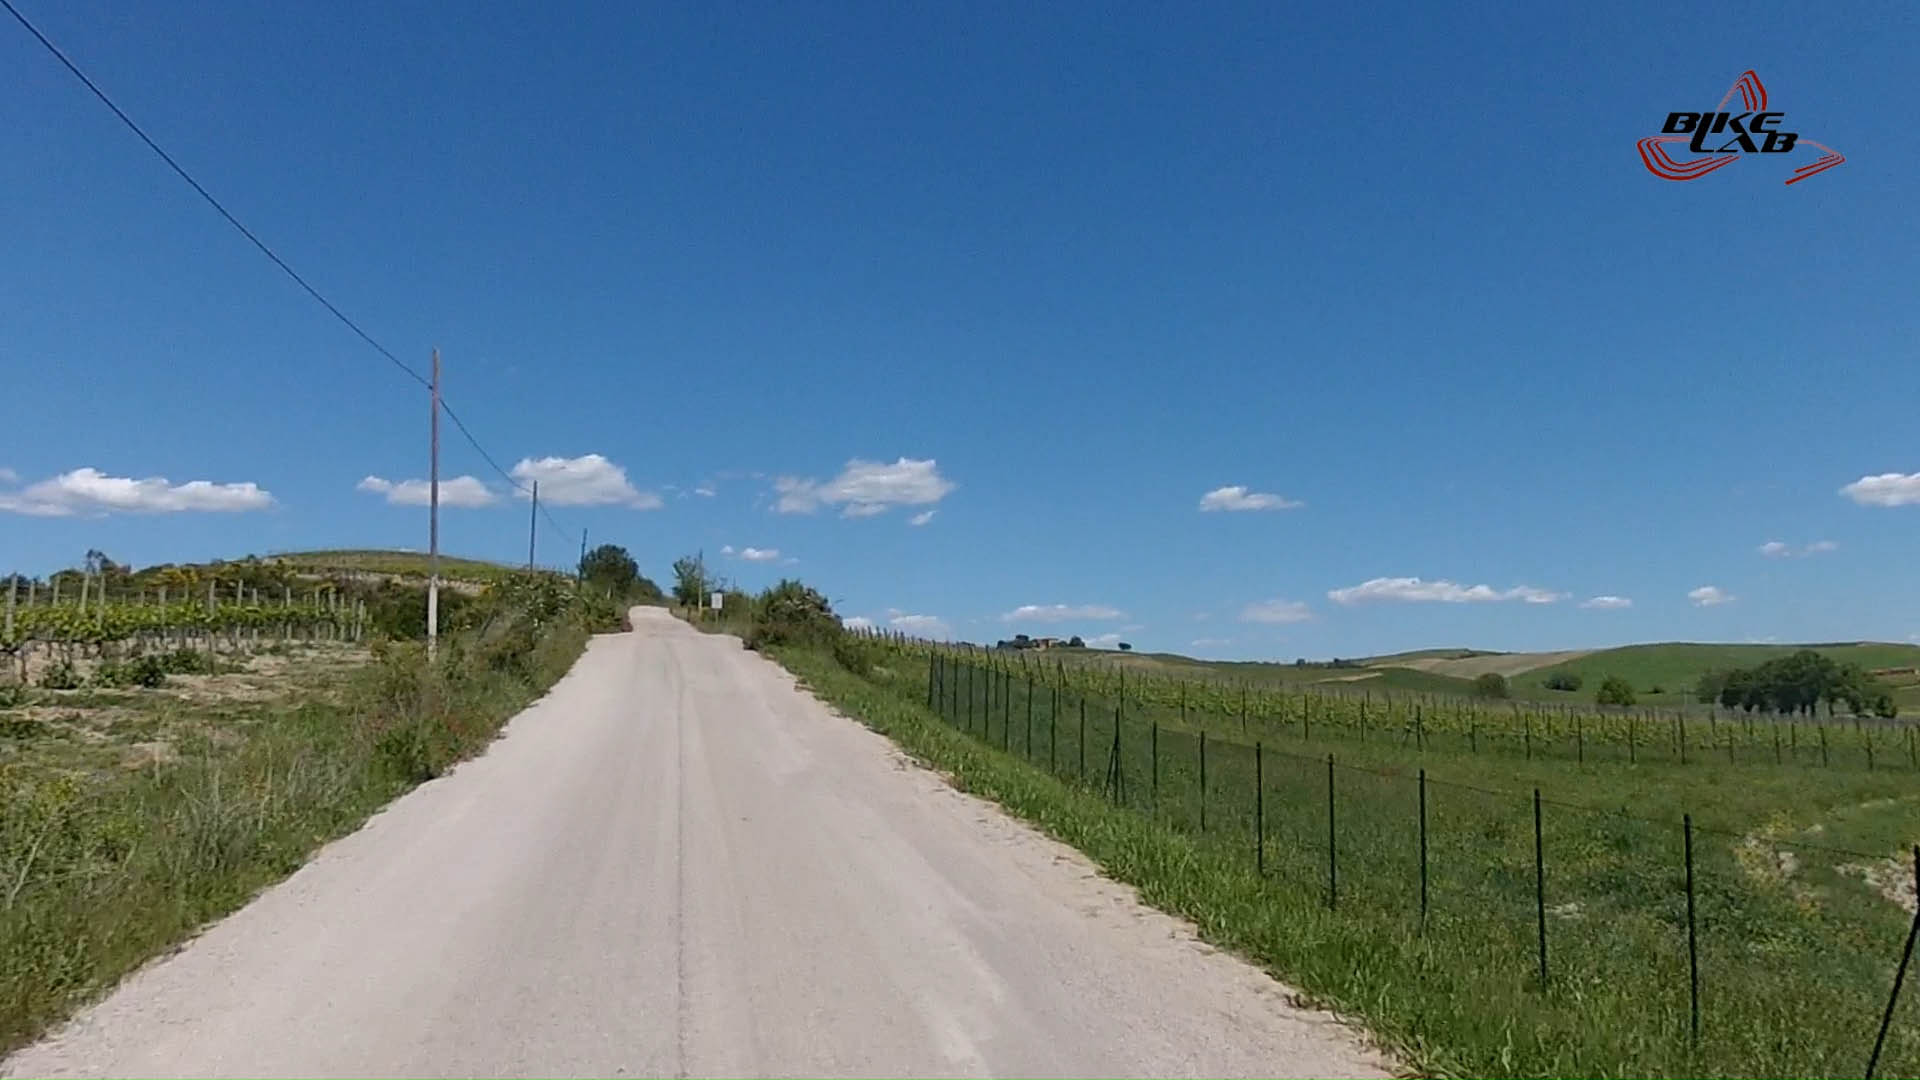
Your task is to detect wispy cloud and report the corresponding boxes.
[1842,472,1920,507]
[358,474,496,508]
[1085,632,1125,647]
[720,545,781,562]
[1001,603,1124,623]
[1579,595,1633,610]
[1688,585,1735,607]
[1190,637,1233,649]
[888,611,951,638]
[1198,485,1302,512]
[1760,539,1838,558]
[510,454,661,508]
[0,467,274,517]
[1328,577,1563,605]
[1239,598,1313,624]
[908,510,936,526]
[775,457,955,517]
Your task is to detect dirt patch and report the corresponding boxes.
[1389,649,1595,679]
[1840,857,1918,915]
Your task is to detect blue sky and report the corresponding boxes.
[4,0,1917,659]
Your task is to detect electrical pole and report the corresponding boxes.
[578,528,587,582]
[427,347,440,660]
[527,480,539,571]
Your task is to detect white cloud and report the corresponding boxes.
[0,467,16,485]
[694,486,717,497]
[888,612,951,638]
[0,467,274,517]
[1085,633,1125,647]
[1842,473,1920,507]
[1760,539,1838,558]
[774,457,954,517]
[357,474,496,508]
[510,454,661,509]
[909,510,936,526]
[1688,585,1734,607]
[1198,485,1302,512]
[1190,637,1233,649]
[1239,598,1314,624]
[737,546,780,562]
[842,616,876,631]
[1328,577,1563,606]
[1580,595,1633,610]
[1001,603,1124,623]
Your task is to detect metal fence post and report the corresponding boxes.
[1418,767,1429,928]
[1078,697,1087,780]
[966,661,975,733]
[1534,788,1548,990]
[1865,846,1920,1079]
[1685,813,1700,1046]
[1255,742,1265,874]
[1151,721,1159,813]
[1025,675,1034,759]
[1326,754,1337,910]
[1199,731,1208,833]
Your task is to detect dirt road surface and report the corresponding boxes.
[4,608,1388,1079]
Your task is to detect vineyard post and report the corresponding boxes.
[4,571,14,643]
[926,654,936,710]
[1728,722,1736,765]
[1774,721,1782,765]
[1240,683,1247,736]
[966,661,974,732]
[1524,711,1531,760]
[1575,712,1583,763]
[1108,715,1122,804]
[78,571,89,613]
[1326,755,1337,910]
[1049,687,1057,772]
[1001,670,1010,752]
[1677,713,1686,765]
[51,576,59,606]
[1629,711,1637,763]
[1819,724,1829,767]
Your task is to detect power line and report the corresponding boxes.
[3,0,571,540]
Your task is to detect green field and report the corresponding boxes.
[791,635,1920,1078]
[264,548,535,584]
[1046,639,1920,714]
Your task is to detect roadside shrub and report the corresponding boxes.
[90,658,168,689]
[744,579,838,650]
[157,648,213,674]
[38,660,81,690]
[1543,672,1583,692]
[832,634,874,677]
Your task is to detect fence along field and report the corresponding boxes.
[842,631,1920,1078]
[1025,649,1918,775]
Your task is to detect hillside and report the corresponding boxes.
[1512,641,1920,707]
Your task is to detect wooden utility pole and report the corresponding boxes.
[527,480,539,571]
[579,528,587,582]
[427,347,441,659]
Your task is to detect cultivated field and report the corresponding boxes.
[797,632,1920,1078]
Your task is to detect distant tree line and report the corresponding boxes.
[1694,650,1897,718]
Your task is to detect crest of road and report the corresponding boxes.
[4,608,1387,1079]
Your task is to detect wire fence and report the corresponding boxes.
[912,648,1920,1078]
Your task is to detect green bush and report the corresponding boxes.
[1473,672,1510,699]
[1543,671,1582,692]
[38,661,80,690]
[1596,674,1636,707]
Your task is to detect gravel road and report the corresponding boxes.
[4,608,1388,1078]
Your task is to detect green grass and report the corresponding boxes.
[265,548,535,584]
[775,640,1920,1078]
[1514,642,1920,708]
[0,599,600,1055]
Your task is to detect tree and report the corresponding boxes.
[1474,672,1510,699]
[1068,635,1085,648]
[1596,674,1636,707]
[1118,642,1132,651]
[1544,671,1583,692]
[1693,670,1728,704]
[670,554,713,608]
[579,544,659,599]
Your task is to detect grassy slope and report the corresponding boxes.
[1514,642,1920,705]
[770,639,1920,1078]
[1068,649,1485,697]
[268,548,526,582]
